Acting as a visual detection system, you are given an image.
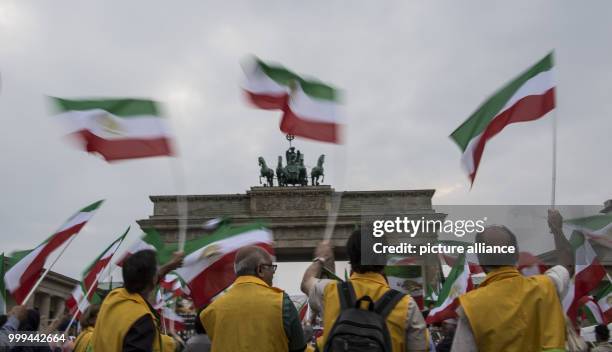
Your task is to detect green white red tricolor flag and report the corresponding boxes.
[82,227,128,292]
[160,273,191,298]
[565,214,612,248]
[4,200,104,304]
[66,227,128,316]
[426,253,473,324]
[175,223,274,308]
[51,97,173,161]
[578,296,605,325]
[386,257,424,309]
[242,57,343,143]
[450,53,555,185]
[154,289,185,332]
[562,230,606,321]
[116,228,167,266]
[595,282,612,324]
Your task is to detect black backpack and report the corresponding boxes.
[323,281,405,352]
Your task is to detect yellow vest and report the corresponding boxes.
[161,334,175,352]
[73,327,93,352]
[320,272,413,352]
[459,267,566,352]
[90,288,162,352]
[200,275,289,352]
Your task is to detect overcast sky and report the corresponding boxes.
[1,1,611,294]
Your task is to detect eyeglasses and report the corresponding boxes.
[260,264,278,273]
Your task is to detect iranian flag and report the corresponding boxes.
[66,229,126,317]
[242,57,342,143]
[65,284,92,318]
[426,254,473,324]
[565,214,612,248]
[175,224,274,308]
[4,200,104,304]
[116,228,167,266]
[563,230,606,321]
[595,282,612,324]
[154,289,185,331]
[51,97,173,161]
[83,227,128,292]
[386,257,424,309]
[578,296,605,325]
[160,273,190,298]
[450,53,555,184]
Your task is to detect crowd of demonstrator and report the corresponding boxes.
[1,209,612,352]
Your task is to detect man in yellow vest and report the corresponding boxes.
[451,209,574,352]
[200,246,306,352]
[301,230,428,352]
[73,304,99,352]
[91,249,183,352]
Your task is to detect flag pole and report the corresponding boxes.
[63,265,118,335]
[22,234,78,305]
[171,158,188,252]
[63,233,127,335]
[551,111,557,208]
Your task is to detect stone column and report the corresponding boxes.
[39,293,51,328]
[53,296,65,319]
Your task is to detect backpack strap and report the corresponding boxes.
[337,281,357,310]
[374,289,405,319]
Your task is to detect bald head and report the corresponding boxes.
[234,246,272,276]
[475,225,519,269]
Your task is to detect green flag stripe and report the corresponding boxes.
[450,53,554,151]
[565,215,612,231]
[52,97,162,117]
[82,226,129,277]
[569,230,586,250]
[595,282,612,300]
[80,199,105,213]
[256,60,338,101]
[434,253,466,308]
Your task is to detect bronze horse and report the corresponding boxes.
[311,154,325,185]
[258,156,274,187]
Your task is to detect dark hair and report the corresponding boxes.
[18,309,40,331]
[0,314,7,328]
[122,250,157,294]
[595,324,610,341]
[346,229,384,274]
[475,225,519,267]
[79,304,100,329]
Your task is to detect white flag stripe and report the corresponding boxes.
[429,260,470,317]
[57,211,95,233]
[498,69,555,116]
[57,110,171,140]
[242,62,289,95]
[176,229,272,282]
[4,245,45,292]
[288,87,341,124]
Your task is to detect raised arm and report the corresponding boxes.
[300,242,334,295]
[547,209,575,277]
